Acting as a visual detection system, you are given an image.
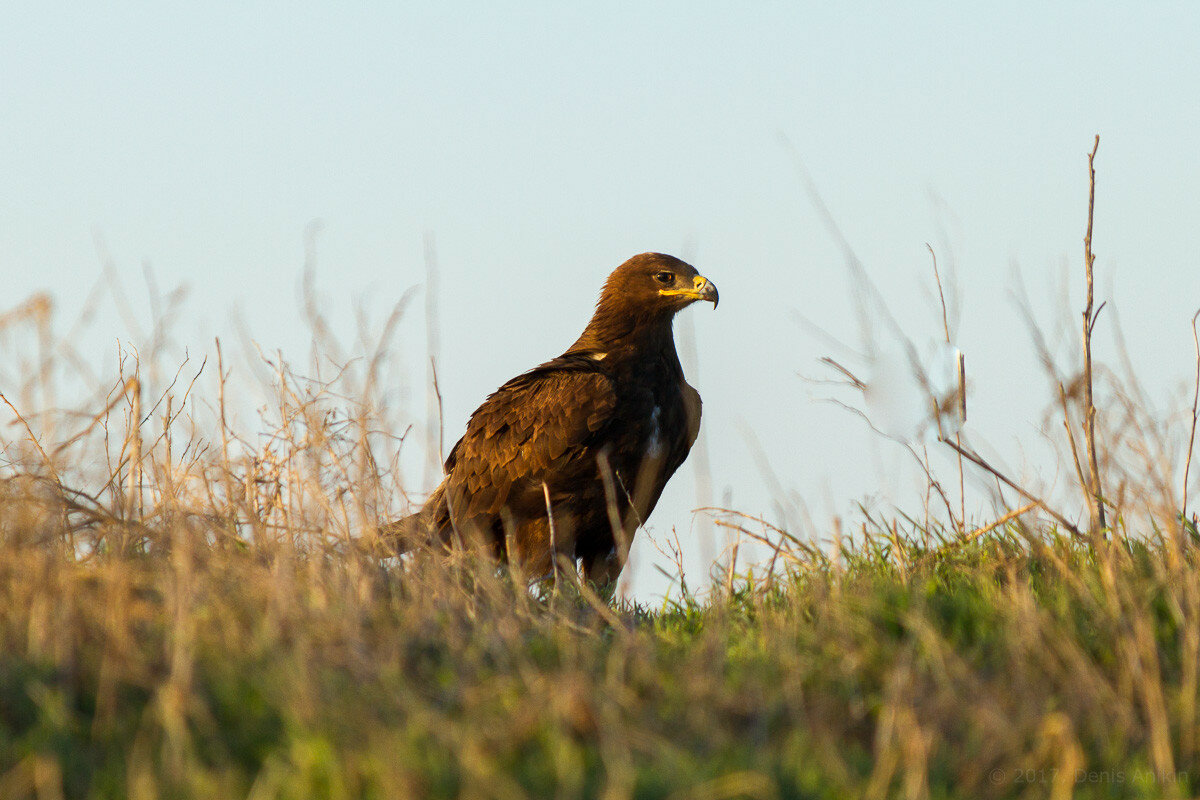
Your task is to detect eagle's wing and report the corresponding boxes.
[444,356,618,519]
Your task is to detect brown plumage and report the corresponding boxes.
[388,252,718,588]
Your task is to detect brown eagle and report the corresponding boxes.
[389,252,717,588]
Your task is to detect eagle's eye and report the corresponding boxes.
[653,271,674,285]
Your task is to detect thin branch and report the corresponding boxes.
[430,358,445,471]
[1183,309,1200,533]
[938,435,1083,538]
[1082,134,1106,534]
[818,356,867,391]
[542,481,560,590]
[927,244,951,343]
[1089,300,1108,338]
[957,351,967,424]
[928,243,965,532]
[818,394,959,526]
[959,502,1038,543]
[1,393,60,485]
[1057,381,1091,505]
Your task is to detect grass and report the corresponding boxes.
[1,355,1198,799]
[1,505,1199,799]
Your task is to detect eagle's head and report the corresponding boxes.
[601,253,719,315]
[572,253,717,352]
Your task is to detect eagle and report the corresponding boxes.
[388,252,718,589]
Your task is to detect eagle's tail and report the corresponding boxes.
[376,483,452,555]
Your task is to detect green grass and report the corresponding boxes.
[1,520,1197,799]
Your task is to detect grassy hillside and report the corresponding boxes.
[0,338,1197,800]
[1,485,1198,799]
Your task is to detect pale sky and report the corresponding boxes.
[3,3,1199,596]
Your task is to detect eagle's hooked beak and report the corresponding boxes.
[660,275,719,309]
[695,275,719,309]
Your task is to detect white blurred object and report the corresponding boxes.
[863,340,964,443]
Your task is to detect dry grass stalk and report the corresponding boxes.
[1081,135,1106,535]
[926,244,965,535]
[1182,310,1200,533]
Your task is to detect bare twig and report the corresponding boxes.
[126,375,143,528]
[595,451,629,567]
[928,244,951,344]
[958,502,1037,543]
[1082,134,1106,535]
[724,529,741,599]
[818,356,867,391]
[817,394,960,526]
[542,481,559,591]
[430,358,445,470]
[957,351,966,424]
[928,243,965,532]
[938,435,1083,538]
[1,393,60,485]
[423,232,443,488]
[1058,381,1091,505]
[1183,310,1200,533]
[49,386,135,458]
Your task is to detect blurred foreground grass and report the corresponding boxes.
[1,505,1197,799]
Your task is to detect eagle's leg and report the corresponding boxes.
[581,549,623,600]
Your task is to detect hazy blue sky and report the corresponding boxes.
[3,3,1199,594]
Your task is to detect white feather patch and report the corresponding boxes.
[646,406,664,459]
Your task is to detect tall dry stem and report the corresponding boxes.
[1182,309,1200,533]
[1082,134,1106,535]
[927,243,964,533]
